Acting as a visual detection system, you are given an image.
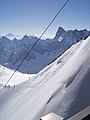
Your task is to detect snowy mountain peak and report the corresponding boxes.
[5,33,23,40]
[6,33,15,40]
[6,33,14,37]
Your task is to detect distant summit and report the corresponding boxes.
[5,33,22,40]
[6,33,15,40]
[6,33,14,38]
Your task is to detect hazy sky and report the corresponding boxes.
[0,0,90,37]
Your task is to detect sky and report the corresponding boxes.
[0,0,90,38]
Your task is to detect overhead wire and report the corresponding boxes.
[0,0,70,93]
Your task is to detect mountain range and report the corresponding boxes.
[0,27,90,74]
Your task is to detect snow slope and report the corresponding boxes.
[0,36,90,120]
[0,65,35,86]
